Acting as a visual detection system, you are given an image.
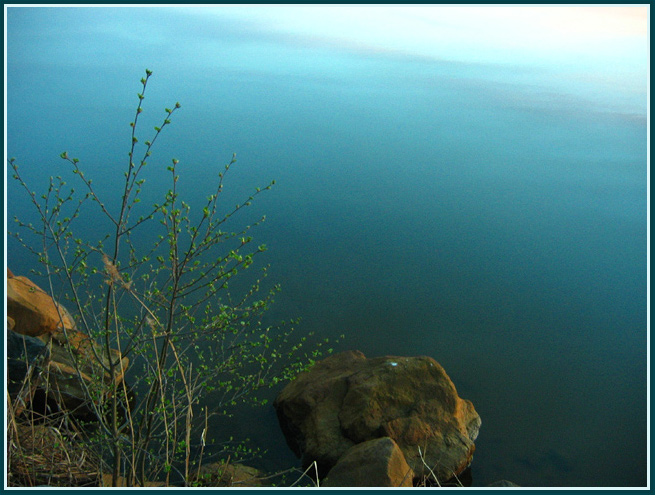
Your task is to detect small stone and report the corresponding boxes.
[196,462,268,487]
[323,437,414,487]
[487,480,521,487]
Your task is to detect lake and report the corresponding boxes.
[6,6,648,487]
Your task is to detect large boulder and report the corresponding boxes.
[323,437,413,487]
[274,350,480,484]
[7,270,129,419]
[7,275,75,338]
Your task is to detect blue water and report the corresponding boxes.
[6,7,647,487]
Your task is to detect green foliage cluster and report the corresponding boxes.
[9,70,335,486]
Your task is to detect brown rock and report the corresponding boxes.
[46,330,130,418]
[274,350,480,484]
[6,273,129,418]
[197,462,269,487]
[49,329,129,385]
[7,276,75,337]
[7,267,14,278]
[323,437,414,487]
[275,350,360,471]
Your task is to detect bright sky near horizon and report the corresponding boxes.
[173,4,649,114]
[183,5,648,68]
[6,5,649,117]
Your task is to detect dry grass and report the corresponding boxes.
[7,396,102,487]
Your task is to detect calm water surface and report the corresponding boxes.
[7,7,647,487]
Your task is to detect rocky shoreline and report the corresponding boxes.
[7,267,519,487]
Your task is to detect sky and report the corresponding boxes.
[5,5,649,117]
[183,5,648,65]
[183,5,648,100]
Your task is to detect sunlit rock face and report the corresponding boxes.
[7,269,129,419]
[7,273,76,338]
[274,350,480,484]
